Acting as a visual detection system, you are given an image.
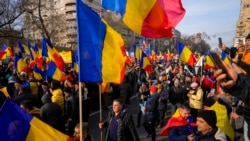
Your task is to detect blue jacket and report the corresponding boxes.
[168,126,190,141]
[145,93,159,120]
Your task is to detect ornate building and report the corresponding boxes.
[235,0,250,46]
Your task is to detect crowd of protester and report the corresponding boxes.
[1,33,250,141]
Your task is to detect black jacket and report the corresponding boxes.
[103,109,139,141]
[223,73,250,139]
[169,86,185,105]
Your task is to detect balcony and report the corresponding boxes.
[237,23,246,28]
[237,29,245,33]
[66,15,76,20]
[65,5,76,13]
[67,29,77,36]
[65,0,76,6]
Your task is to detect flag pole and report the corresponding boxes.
[79,82,83,141]
[98,83,103,141]
[98,1,103,140]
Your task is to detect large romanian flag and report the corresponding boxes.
[0,99,73,141]
[178,42,196,67]
[102,0,186,38]
[76,0,126,84]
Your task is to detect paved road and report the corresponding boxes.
[87,95,169,141]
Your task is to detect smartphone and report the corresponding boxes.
[209,52,232,81]
[218,37,222,46]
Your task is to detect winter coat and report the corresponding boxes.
[40,94,62,130]
[169,86,185,105]
[187,87,203,110]
[103,109,139,141]
[13,92,36,106]
[157,87,169,111]
[168,126,191,141]
[65,95,77,120]
[194,128,227,141]
[145,93,159,120]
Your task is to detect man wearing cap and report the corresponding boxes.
[143,85,159,141]
[188,110,227,141]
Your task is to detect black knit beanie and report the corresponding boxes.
[197,110,217,128]
[246,33,250,40]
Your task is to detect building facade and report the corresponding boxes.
[235,0,250,46]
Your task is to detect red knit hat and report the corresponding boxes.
[149,86,158,93]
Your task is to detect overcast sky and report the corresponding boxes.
[176,0,240,48]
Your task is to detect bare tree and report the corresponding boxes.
[23,0,66,43]
[0,0,25,45]
[181,34,210,55]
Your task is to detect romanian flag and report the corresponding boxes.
[140,52,152,73]
[33,66,45,80]
[1,44,13,59]
[221,51,230,65]
[42,39,65,71]
[178,42,196,67]
[46,61,64,81]
[102,0,185,38]
[14,54,30,73]
[18,42,30,55]
[0,99,73,141]
[76,0,126,83]
[135,46,142,61]
[28,42,43,69]
[204,55,214,70]
[72,50,79,73]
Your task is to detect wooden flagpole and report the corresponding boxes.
[79,82,83,141]
[99,83,103,141]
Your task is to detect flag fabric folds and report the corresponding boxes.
[46,61,64,81]
[221,51,230,64]
[1,44,13,59]
[178,42,196,67]
[18,42,30,55]
[204,55,214,70]
[140,52,152,73]
[14,54,30,73]
[102,0,186,38]
[76,0,126,83]
[0,99,73,141]
[0,51,6,59]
